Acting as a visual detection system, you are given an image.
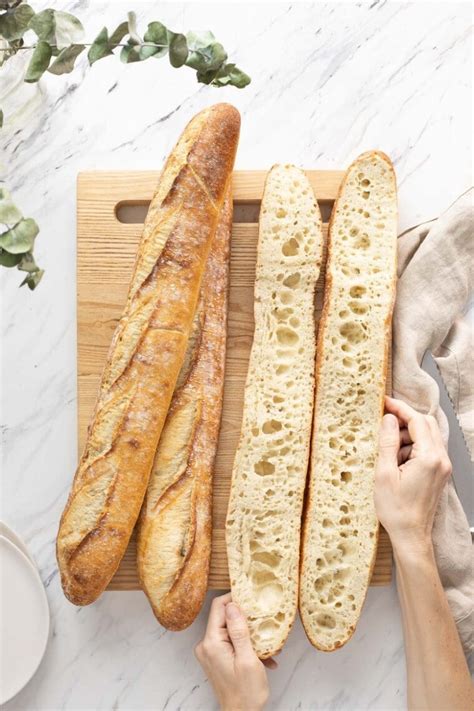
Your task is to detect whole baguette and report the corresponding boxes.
[226,165,324,658]
[299,151,397,651]
[137,188,232,630]
[57,104,240,606]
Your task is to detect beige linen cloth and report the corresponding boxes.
[393,187,473,656]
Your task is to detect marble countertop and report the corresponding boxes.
[1,2,472,709]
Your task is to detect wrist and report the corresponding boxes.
[389,529,434,562]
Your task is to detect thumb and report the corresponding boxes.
[225,603,255,658]
[377,414,400,470]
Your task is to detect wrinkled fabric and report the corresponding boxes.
[393,188,474,655]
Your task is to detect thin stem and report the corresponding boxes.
[0,42,170,52]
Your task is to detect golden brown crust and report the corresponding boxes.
[57,105,240,606]
[299,150,397,651]
[137,189,232,630]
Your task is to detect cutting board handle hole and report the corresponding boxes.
[115,202,149,224]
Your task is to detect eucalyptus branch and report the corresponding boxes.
[0,2,251,290]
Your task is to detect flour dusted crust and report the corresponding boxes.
[57,105,240,606]
[226,165,324,658]
[299,151,397,651]
[137,189,232,630]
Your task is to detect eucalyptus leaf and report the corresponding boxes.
[0,36,22,65]
[0,217,38,253]
[120,43,141,63]
[0,249,22,267]
[186,41,226,72]
[88,27,112,64]
[24,39,52,82]
[28,8,55,43]
[53,10,84,49]
[109,20,128,46]
[48,43,84,74]
[18,251,39,272]
[0,3,34,40]
[167,31,187,68]
[20,268,44,289]
[138,43,161,60]
[210,63,251,88]
[127,11,141,45]
[143,21,168,58]
[0,187,22,224]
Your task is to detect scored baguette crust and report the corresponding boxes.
[299,151,397,651]
[57,104,240,606]
[226,165,324,659]
[137,188,232,630]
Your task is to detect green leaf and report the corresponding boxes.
[0,108,3,128]
[143,21,168,58]
[109,20,128,46]
[20,268,44,289]
[167,31,187,68]
[28,9,84,48]
[88,27,112,65]
[120,44,141,63]
[0,249,22,267]
[52,10,84,49]
[185,31,226,72]
[209,63,251,89]
[138,43,160,60]
[18,251,39,272]
[0,3,34,40]
[48,43,84,75]
[0,187,22,224]
[28,8,55,43]
[0,217,39,253]
[24,40,52,82]
[127,11,141,45]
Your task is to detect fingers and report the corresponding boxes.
[385,397,434,451]
[399,428,412,447]
[225,602,255,658]
[398,445,413,465]
[426,416,452,478]
[377,414,401,471]
[426,415,445,451]
[205,593,232,639]
[262,657,278,670]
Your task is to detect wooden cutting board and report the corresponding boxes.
[77,170,393,590]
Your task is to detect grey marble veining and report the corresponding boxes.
[1,2,472,709]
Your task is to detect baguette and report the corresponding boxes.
[57,104,240,606]
[137,188,232,630]
[226,165,324,658]
[299,151,397,651]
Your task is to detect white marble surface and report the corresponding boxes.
[1,1,472,709]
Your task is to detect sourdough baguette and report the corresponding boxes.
[57,104,240,606]
[137,188,232,630]
[226,165,324,658]
[299,151,397,651]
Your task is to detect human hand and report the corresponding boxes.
[195,593,276,711]
[374,396,452,553]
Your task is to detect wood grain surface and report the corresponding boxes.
[77,170,393,590]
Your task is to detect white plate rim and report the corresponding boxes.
[0,535,50,705]
[0,521,34,565]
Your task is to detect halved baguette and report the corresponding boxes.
[299,151,397,651]
[226,165,324,658]
[137,188,232,630]
[57,104,240,606]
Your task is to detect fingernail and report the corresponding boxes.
[225,603,240,620]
